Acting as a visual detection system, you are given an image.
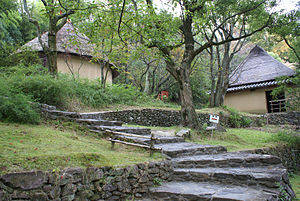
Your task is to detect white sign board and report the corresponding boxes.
[209,115,219,124]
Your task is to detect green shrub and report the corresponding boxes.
[66,78,112,107]
[12,74,69,108]
[272,131,300,149]
[228,113,241,128]
[0,95,40,124]
[1,65,177,111]
[240,116,252,127]
[225,106,252,128]
[0,63,47,76]
[0,78,40,124]
[108,84,140,105]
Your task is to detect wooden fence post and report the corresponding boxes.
[111,137,115,150]
[150,133,154,157]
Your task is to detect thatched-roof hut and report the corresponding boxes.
[224,45,295,114]
[22,22,119,82]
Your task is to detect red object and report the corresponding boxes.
[158,91,169,100]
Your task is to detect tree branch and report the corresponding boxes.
[57,17,68,31]
[192,15,271,59]
[55,10,75,22]
[23,0,47,51]
[212,0,266,35]
[283,37,300,62]
[118,0,127,45]
[41,0,47,7]
[57,0,98,11]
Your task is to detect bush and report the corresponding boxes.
[11,74,69,108]
[1,64,177,113]
[272,131,300,149]
[108,84,141,105]
[225,106,252,128]
[0,78,40,124]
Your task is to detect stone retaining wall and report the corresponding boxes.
[92,109,263,128]
[39,104,264,128]
[242,145,300,173]
[0,161,173,201]
[99,109,181,127]
[265,112,300,126]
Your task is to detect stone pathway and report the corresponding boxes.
[42,107,295,201]
[147,143,295,200]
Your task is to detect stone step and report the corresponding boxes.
[173,166,291,189]
[149,181,282,201]
[76,118,123,126]
[43,110,80,119]
[172,152,282,168]
[113,135,185,146]
[89,125,152,135]
[154,142,227,158]
[151,136,185,144]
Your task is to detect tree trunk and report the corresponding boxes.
[216,42,231,106]
[144,70,150,94]
[47,19,58,75]
[212,42,231,107]
[214,69,223,107]
[209,46,216,107]
[178,65,200,129]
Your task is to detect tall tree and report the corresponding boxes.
[75,0,131,87]
[208,24,247,107]
[119,0,273,129]
[270,9,299,63]
[22,0,92,75]
[270,5,299,111]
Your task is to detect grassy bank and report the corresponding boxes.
[191,128,277,151]
[191,127,299,152]
[290,173,300,199]
[127,124,298,152]
[0,122,162,175]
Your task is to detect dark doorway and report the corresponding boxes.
[266,90,286,113]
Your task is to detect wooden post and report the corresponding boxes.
[150,133,154,157]
[279,100,282,112]
[270,101,273,113]
[111,137,115,150]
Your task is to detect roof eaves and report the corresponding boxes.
[227,80,278,92]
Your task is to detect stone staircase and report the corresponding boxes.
[76,118,295,200]
[148,145,295,201]
[41,106,295,201]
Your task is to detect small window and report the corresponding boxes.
[266,90,286,113]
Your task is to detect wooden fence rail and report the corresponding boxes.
[269,98,287,113]
[104,130,161,156]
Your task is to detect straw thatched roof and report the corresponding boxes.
[22,22,94,57]
[21,22,119,78]
[229,45,295,89]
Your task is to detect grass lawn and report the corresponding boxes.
[0,122,163,175]
[128,124,298,152]
[290,173,300,199]
[190,127,292,152]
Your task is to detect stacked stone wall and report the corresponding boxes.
[39,104,265,128]
[98,109,263,128]
[266,111,300,126]
[242,145,300,173]
[0,161,173,201]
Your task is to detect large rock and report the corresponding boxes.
[1,171,48,190]
[175,129,190,138]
